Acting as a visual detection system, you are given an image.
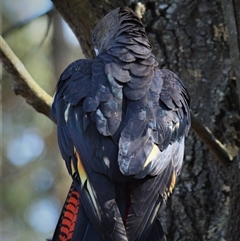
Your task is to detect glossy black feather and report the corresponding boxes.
[51,6,190,241]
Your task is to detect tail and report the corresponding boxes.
[50,182,101,241]
[147,216,167,241]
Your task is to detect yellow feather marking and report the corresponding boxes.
[73,147,101,220]
[143,144,160,168]
[169,171,176,194]
[173,122,180,131]
[70,160,75,175]
[75,149,87,184]
[150,202,161,224]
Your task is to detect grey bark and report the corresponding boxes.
[52,1,240,240]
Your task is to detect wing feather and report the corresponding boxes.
[51,6,191,241]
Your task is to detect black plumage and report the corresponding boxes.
[51,6,190,241]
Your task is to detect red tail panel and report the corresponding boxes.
[52,183,80,241]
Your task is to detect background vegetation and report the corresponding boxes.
[2,1,84,240]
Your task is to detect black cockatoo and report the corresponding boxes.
[51,6,191,241]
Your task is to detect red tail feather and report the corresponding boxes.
[52,183,80,241]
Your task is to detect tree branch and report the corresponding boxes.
[0,35,232,166]
[191,113,233,167]
[0,35,52,118]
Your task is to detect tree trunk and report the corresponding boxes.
[52,0,240,240]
